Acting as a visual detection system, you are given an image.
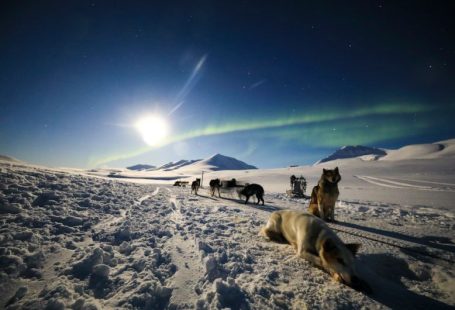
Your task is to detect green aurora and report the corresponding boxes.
[89,102,435,167]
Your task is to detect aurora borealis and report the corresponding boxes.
[90,102,438,166]
[1,2,454,168]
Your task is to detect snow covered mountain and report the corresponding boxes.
[316,145,386,164]
[157,159,202,171]
[316,139,455,164]
[183,153,257,171]
[381,139,455,161]
[126,164,155,171]
[0,154,21,162]
[152,154,256,172]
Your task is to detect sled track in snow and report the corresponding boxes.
[355,175,455,192]
[328,223,455,264]
[166,191,205,307]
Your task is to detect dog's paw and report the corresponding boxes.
[332,273,343,283]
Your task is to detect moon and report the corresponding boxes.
[135,115,169,146]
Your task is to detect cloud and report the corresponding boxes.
[249,79,267,89]
[169,54,208,115]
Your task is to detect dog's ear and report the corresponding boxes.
[334,167,339,173]
[345,243,361,256]
[322,238,337,253]
[323,168,327,174]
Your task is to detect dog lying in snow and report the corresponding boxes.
[260,210,371,292]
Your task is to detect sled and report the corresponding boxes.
[287,175,307,198]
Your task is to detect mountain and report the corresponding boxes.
[157,159,202,171]
[316,145,387,164]
[156,154,257,172]
[187,154,257,171]
[0,154,21,162]
[126,164,155,171]
[381,139,455,161]
[316,139,455,164]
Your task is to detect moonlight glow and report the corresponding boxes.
[135,115,169,146]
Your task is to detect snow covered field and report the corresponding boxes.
[1,143,455,308]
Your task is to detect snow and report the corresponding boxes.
[1,140,455,308]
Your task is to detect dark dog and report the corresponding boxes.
[240,183,264,205]
[221,178,237,188]
[209,178,221,197]
[191,178,201,195]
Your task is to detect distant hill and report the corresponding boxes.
[126,164,155,171]
[316,145,386,164]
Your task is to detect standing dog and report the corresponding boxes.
[308,167,341,222]
[260,210,368,291]
[191,178,201,195]
[209,178,221,197]
[239,183,264,205]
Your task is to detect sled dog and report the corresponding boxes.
[239,183,264,205]
[191,178,201,195]
[209,178,221,197]
[308,167,341,222]
[260,210,369,291]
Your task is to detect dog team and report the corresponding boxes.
[189,167,371,292]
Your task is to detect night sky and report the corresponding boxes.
[1,1,454,168]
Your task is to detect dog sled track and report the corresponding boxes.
[355,175,455,192]
[166,191,205,308]
[94,192,153,230]
[328,222,455,264]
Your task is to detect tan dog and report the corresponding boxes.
[260,210,368,291]
[308,167,341,222]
